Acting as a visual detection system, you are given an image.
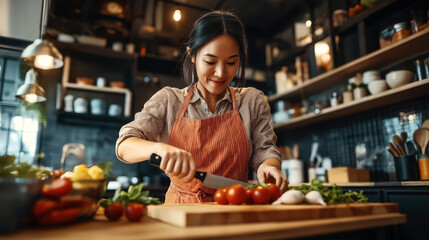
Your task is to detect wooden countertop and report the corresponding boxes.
[1,211,406,240]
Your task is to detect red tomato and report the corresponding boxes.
[51,169,63,179]
[226,184,246,205]
[125,203,144,222]
[244,189,254,204]
[37,207,82,225]
[32,199,59,217]
[214,188,229,205]
[252,186,271,204]
[42,178,73,198]
[105,202,123,221]
[267,183,282,202]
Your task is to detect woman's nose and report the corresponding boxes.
[214,64,225,78]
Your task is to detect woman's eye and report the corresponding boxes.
[204,61,215,65]
[227,62,237,66]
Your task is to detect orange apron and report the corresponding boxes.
[165,84,250,203]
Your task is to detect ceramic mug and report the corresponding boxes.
[74,98,88,114]
[108,104,122,117]
[90,98,107,115]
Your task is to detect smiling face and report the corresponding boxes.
[192,34,240,101]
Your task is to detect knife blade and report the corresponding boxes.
[149,153,248,189]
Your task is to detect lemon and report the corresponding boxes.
[71,164,92,181]
[88,165,105,180]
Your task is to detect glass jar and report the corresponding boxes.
[379,26,395,48]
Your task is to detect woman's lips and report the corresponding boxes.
[211,80,225,86]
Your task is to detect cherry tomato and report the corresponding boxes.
[33,199,59,217]
[227,184,246,205]
[214,187,229,205]
[244,189,254,204]
[267,183,282,203]
[51,169,63,180]
[125,203,144,222]
[105,202,123,221]
[42,178,73,198]
[252,186,271,204]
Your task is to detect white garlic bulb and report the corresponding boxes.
[272,189,305,205]
[304,191,327,206]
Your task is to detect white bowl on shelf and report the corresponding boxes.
[386,70,414,88]
[368,80,388,95]
[363,70,381,84]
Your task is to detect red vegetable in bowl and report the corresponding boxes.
[42,178,73,198]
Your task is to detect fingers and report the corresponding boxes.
[258,164,288,193]
[157,148,195,182]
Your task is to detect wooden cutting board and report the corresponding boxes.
[147,202,399,227]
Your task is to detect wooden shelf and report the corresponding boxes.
[56,110,131,128]
[272,78,429,131]
[53,40,137,61]
[334,0,398,34]
[268,28,429,102]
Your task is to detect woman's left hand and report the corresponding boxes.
[257,160,288,193]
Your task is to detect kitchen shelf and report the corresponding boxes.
[272,78,429,131]
[56,56,133,123]
[56,110,131,128]
[268,27,429,102]
[53,40,137,61]
[333,0,398,34]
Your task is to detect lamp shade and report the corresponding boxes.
[21,39,63,70]
[15,69,46,103]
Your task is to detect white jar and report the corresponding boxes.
[74,98,88,114]
[64,95,74,112]
[108,104,122,117]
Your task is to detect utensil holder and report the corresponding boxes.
[394,155,419,181]
[418,154,429,180]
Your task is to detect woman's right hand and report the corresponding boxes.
[154,143,196,183]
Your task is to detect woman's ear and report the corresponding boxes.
[187,47,196,63]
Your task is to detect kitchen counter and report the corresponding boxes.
[289,180,429,187]
[1,209,405,240]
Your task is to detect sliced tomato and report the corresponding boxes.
[36,207,82,225]
[33,199,59,217]
[42,178,73,198]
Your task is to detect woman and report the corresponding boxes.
[116,10,287,203]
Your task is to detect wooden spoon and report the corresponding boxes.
[413,128,429,155]
[292,144,300,159]
[400,132,407,145]
[393,135,406,156]
[388,143,400,157]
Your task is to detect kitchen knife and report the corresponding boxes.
[149,153,248,189]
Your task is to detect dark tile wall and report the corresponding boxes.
[276,95,429,182]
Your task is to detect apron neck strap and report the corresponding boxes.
[177,84,238,119]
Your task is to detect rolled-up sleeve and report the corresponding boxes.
[249,91,282,171]
[115,88,169,160]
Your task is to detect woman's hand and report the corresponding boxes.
[257,159,288,193]
[155,143,196,183]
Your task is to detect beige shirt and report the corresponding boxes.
[116,85,282,171]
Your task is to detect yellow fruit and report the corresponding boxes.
[71,164,91,181]
[88,166,105,180]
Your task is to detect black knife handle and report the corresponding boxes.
[149,153,206,180]
[149,153,162,167]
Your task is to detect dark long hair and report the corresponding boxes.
[182,10,248,86]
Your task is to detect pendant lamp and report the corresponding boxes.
[20,0,63,70]
[15,68,46,103]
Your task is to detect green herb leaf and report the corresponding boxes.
[128,183,144,200]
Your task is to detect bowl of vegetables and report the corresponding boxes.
[0,154,50,233]
[32,164,109,226]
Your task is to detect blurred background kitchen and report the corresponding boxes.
[1,0,429,207]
